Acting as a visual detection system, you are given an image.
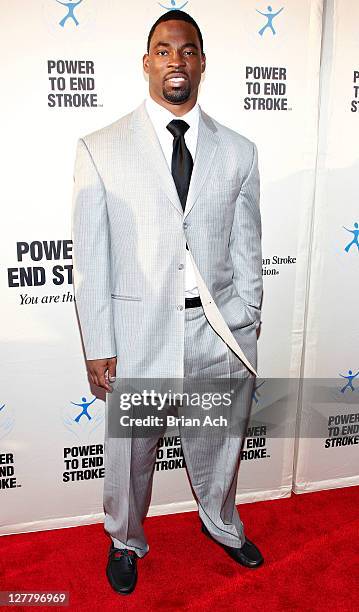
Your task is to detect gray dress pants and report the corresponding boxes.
[103,305,255,557]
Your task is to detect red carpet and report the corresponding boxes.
[1,486,358,611]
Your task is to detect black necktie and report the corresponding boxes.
[166,120,193,212]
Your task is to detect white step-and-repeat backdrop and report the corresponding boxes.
[293,0,359,493]
[0,0,357,536]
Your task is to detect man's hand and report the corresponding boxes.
[86,357,117,392]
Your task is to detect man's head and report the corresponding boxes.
[143,10,206,114]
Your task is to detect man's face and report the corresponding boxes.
[143,20,206,107]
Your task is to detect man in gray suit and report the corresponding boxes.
[72,10,263,594]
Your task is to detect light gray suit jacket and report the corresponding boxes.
[71,101,263,378]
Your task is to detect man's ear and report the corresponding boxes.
[143,53,150,74]
[201,53,206,74]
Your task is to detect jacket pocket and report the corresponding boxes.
[111,294,142,301]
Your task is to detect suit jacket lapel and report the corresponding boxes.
[129,101,219,219]
[130,101,183,216]
[184,108,219,219]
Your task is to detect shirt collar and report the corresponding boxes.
[145,95,200,130]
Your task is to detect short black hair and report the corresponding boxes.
[147,10,204,54]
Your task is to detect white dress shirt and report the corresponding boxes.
[145,95,200,298]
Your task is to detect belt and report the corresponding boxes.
[185,295,202,309]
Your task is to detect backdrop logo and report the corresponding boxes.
[343,222,359,254]
[257,5,284,36]
[159,0,189,11]
[62,395,104,441]
[0,404,15,441]
[339,370,359,394]
[56,0,83,28]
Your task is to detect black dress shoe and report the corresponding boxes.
[201,520,264,568]
[106,544,138,594]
